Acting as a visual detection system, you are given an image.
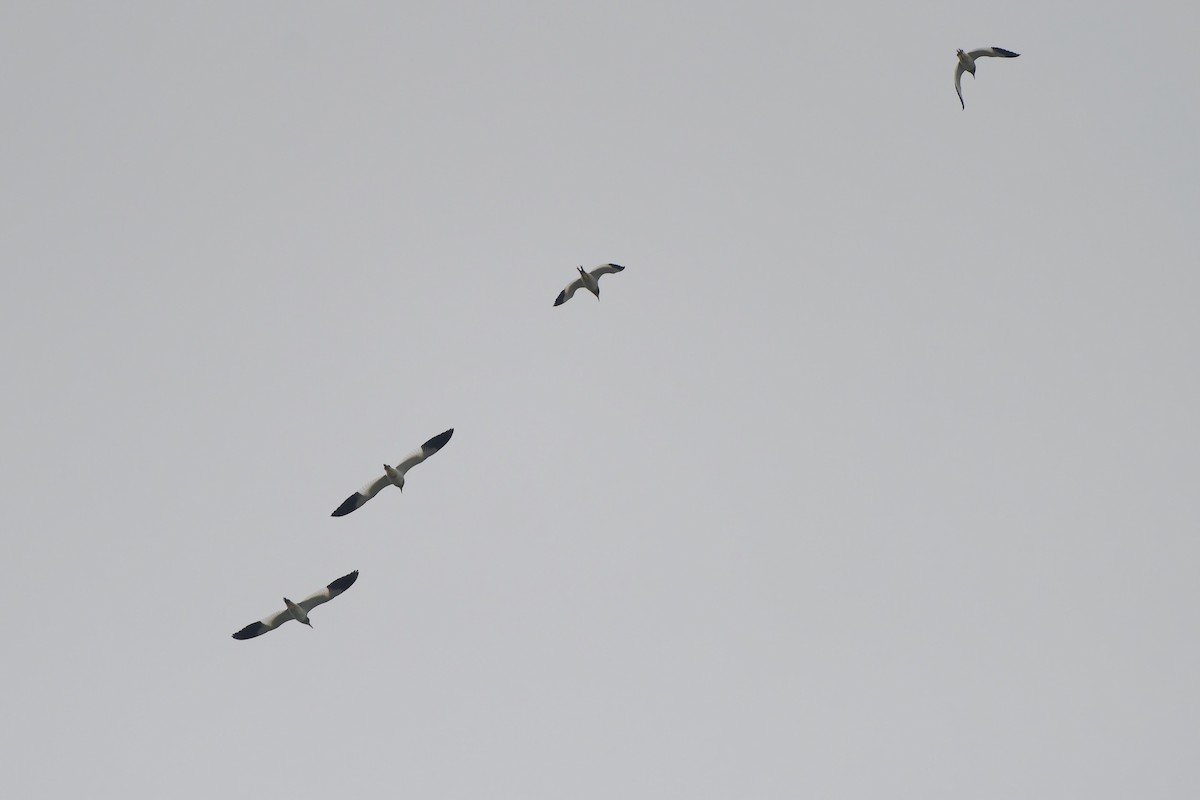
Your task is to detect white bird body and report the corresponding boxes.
[579,267,599,295]
[955,46,1020,109]
[332,428,454,516]
[282,597,310,626]
[383,463,404,489]
[232,570,359,640]
[554,263,625,306]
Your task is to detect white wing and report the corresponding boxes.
[331,473,390,516]
[358,474,391,499]
[955,61,967,109]
[298,570,360,613]
[231,607,295,639]
[554,276,586,306]
[394,428,454,476]
[587,263,625,279]
[967,47,1019,60]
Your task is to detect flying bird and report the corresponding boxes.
[955,47,1020,109]
[554,263,625,306]
[331,428,454,516]
[231,570,359,640]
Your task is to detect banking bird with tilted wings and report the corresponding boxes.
[231,570,359,640]
[955,46,1020,109]
[331,428,454,517]
[554,263,625,306]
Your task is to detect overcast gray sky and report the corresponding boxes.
[3,2,1198,798]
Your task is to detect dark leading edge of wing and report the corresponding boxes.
[421,428,454,454]
[331,492,367,517]
[326,569,359,596]
[991,47,1020,57]
[232,621,269,640]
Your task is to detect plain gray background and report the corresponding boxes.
[3,2,1198,798]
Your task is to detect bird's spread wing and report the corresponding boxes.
[395,428,454,475]
[331,474,390,517]
[955,62,967,109]
[967,47,1019,59]
[331,430,452,515]
[554,276,586,306]
[299,570,360,613]
[231,607,294,640]
[588,263,625,280]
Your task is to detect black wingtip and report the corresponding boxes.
[327,569,360,594]
[609,263,625,271]
[994,47,1020,58]
[422,428,454,452]
[232,622,268,640]
[331,493,364,517]
[554,290,567,306]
